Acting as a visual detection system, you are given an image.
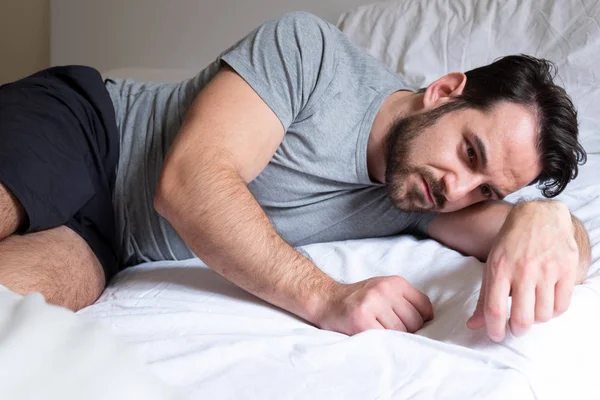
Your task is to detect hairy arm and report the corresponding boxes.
[155,67,336,323]
[428,200,591,282]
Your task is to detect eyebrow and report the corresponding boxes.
[473,133,506,200]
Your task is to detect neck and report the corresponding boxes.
[367,91,423,183]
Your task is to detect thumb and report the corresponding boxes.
[467,268,487,330]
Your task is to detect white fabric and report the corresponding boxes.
[0,286,180,399]
[337,0,600,153]
[79,154,600,399]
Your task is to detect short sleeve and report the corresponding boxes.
[410,212,438,238]
[220,12,337,130]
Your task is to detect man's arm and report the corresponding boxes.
[428,199,591,341]
[155,67,433,335]
[428,200,591,281]
[427,200,512,262]
[155,67,330,323]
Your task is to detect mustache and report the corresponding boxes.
[423,172,446,209]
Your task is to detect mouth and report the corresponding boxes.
[422,176,435,207]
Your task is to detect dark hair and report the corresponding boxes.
[459,55,586,197]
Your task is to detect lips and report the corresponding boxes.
[422,176,435,207]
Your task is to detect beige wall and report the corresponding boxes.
[51,0,369,73]
[0,0,49,84]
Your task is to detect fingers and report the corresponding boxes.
[476,272,570,341]
[361,277,432,334]
[393,299,424,333]
[534,282,555,323]
[508,280,535,337]
[467,268,487,330]
[484,273,511,342]
[376,308,408,332]
[402,284,434,322]
[554,278,573,317]
[466,311,485,330]
[374,280,430,333]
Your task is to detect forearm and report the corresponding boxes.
[155,160,335,324]
[428,200,512,261]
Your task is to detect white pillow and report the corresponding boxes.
[0,287,181,400]
[337,0,600,153]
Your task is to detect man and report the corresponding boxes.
[0,12,590,343]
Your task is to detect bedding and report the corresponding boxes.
[78,153,600,399]
[337,0,600,154]
[80,1,600,398]
[0,286,180,399]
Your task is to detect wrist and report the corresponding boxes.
[514,199,571,223]
[514,199,567,212]
[299,276,340,326]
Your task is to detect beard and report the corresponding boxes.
[384,101,468,212]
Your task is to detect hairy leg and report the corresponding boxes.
[0,226,106,311]
[0,182,25,240]
[0,181,105,310]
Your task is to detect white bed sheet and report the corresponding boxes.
[79,154,600,399]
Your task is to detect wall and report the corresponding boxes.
[0,0,49,84]
[50,0,370,73]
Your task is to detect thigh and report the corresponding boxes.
[0,226,105,311]
[0,182,25,241]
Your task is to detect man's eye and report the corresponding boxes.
[481,184,492,198]
[467,145,476,163]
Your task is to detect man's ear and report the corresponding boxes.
[422,72,467,110]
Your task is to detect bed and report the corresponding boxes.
[80,1,600,398]
[78,162,600,400]
[5,1,600,399]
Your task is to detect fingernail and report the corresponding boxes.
[511,326,524,337]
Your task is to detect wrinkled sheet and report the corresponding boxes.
[79,155,600,399]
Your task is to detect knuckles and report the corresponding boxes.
[510,315,533,332]
[484,304,505,320]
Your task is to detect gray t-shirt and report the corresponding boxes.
[105,12,435,266]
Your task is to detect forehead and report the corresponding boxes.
[463,102,542,191]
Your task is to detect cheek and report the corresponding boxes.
[404,134,436,165]
[415,130,456,163]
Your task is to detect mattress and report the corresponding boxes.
[79,153,600,399]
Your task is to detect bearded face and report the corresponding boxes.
[384,103,464,212]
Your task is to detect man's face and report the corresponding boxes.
[385,101,542,213]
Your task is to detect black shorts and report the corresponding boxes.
[0,66,120,280]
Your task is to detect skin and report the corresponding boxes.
[0,183,105,311]
[155,66,590,340]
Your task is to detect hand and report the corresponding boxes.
[314,276,434,335]
[467,201,579,342]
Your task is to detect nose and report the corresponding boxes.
[442,170,482,203]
